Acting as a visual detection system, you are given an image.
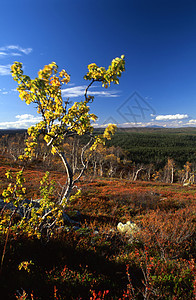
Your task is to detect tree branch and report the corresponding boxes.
[84,79,95,101]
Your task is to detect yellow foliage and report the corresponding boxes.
[11,56,125,160]
[51,147,57,155]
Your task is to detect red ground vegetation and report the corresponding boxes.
[0,156,195,299]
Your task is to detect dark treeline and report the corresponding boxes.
[106,127,196,169]
[0,129,27,136]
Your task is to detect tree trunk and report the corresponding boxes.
[171,167,174,184]
[93,161,97,176]
[57,150,73,206]
[133,168,143,181]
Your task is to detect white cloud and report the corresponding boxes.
[7,45,32,55]
[11,52,22,57]
[0,45,32,57]
[62,86,85,98]
[0,52,7,57]
[15,114,35,120]
[187,119,196,125]
[0,64,11,75]
[0,114,42,129]
[0,88,17,95]
[62,85,119,98]
[155,114,189,121]
[91,90,119,97]
[0,45,32,76]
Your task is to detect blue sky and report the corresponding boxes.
[0,0,196,128]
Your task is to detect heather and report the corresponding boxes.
[0,159,195,299]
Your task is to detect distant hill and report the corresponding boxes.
[114,126,196,134]
[146,125,164,128]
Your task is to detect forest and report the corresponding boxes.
[107,127,196,168]
[0,127,195,184]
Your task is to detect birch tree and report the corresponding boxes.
[11,56,125,207]
[0,56,125,237]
